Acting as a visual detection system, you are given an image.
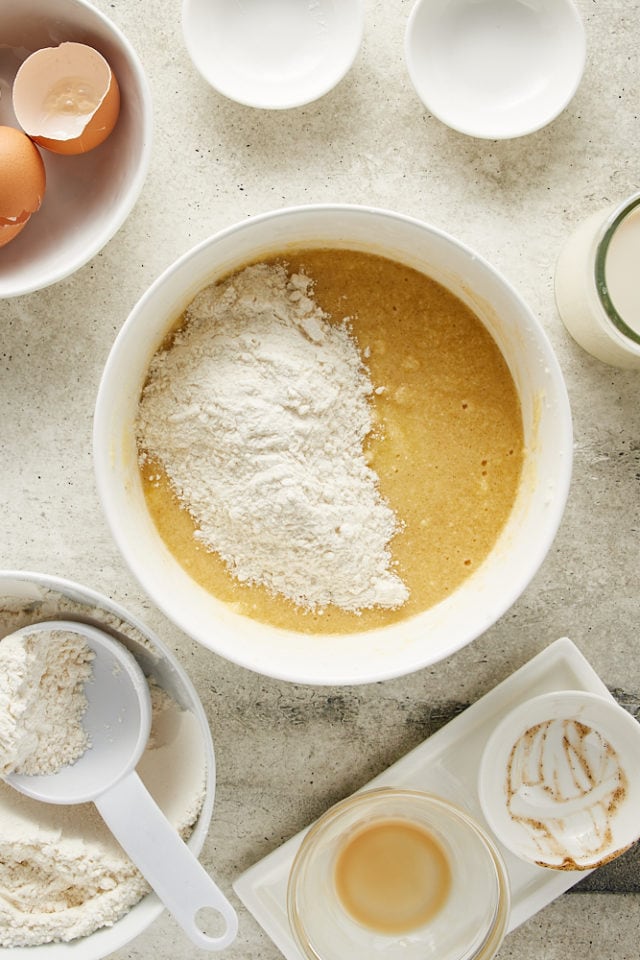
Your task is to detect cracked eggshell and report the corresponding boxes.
[0,125,46,247]
[13,42,120,156]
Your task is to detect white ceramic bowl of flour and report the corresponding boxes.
[0,571,215,959]
[93,204,573,686]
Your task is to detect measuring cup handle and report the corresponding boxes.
[95,771,238,951]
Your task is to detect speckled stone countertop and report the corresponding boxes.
[1,1,639,957]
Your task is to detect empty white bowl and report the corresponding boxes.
[181,0,364,109]
[93,204,572,686]
[0,0,152,298]
[478,691,640,870]
[405,0,586,139]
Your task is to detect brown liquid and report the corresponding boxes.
[140,248,524,634]
[334,818,452,933]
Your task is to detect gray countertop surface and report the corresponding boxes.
[2,0,639,957]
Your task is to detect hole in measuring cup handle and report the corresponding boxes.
[181,895,239,951]
[194,903,237,941]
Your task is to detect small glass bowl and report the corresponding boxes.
[287,788,510,960]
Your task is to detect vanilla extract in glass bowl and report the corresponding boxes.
[287,788,510,960]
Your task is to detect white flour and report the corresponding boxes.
[0,627,93,777]
[137,262,409,612]
[0,682,205,947]
[0,593,206,948]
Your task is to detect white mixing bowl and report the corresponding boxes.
[94,205,572,685]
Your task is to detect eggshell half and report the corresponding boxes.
[0,125,46,246]
[0,220,29,248]
[13,42,121,156]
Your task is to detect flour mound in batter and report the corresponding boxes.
[137,262,408,612]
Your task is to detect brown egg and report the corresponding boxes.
[0,125,46,248]
[13,42,121,156]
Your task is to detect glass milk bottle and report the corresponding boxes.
[555,191,640,369]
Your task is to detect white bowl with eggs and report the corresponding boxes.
[93,204,573,686]
[0,570,215,959]
[0,0,152,298]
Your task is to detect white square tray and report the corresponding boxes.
[233,638,612,959]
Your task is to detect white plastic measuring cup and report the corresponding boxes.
[4,620,238,951]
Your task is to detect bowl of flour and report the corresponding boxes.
[0,571,215,958]
[94,204,573,685]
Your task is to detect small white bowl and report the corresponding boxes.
[93,204,572,686]
[181,0,364,109]
[404,0,586,139]
[478,690,640,871]
[0,0,152,298]
[0,570,215,959]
